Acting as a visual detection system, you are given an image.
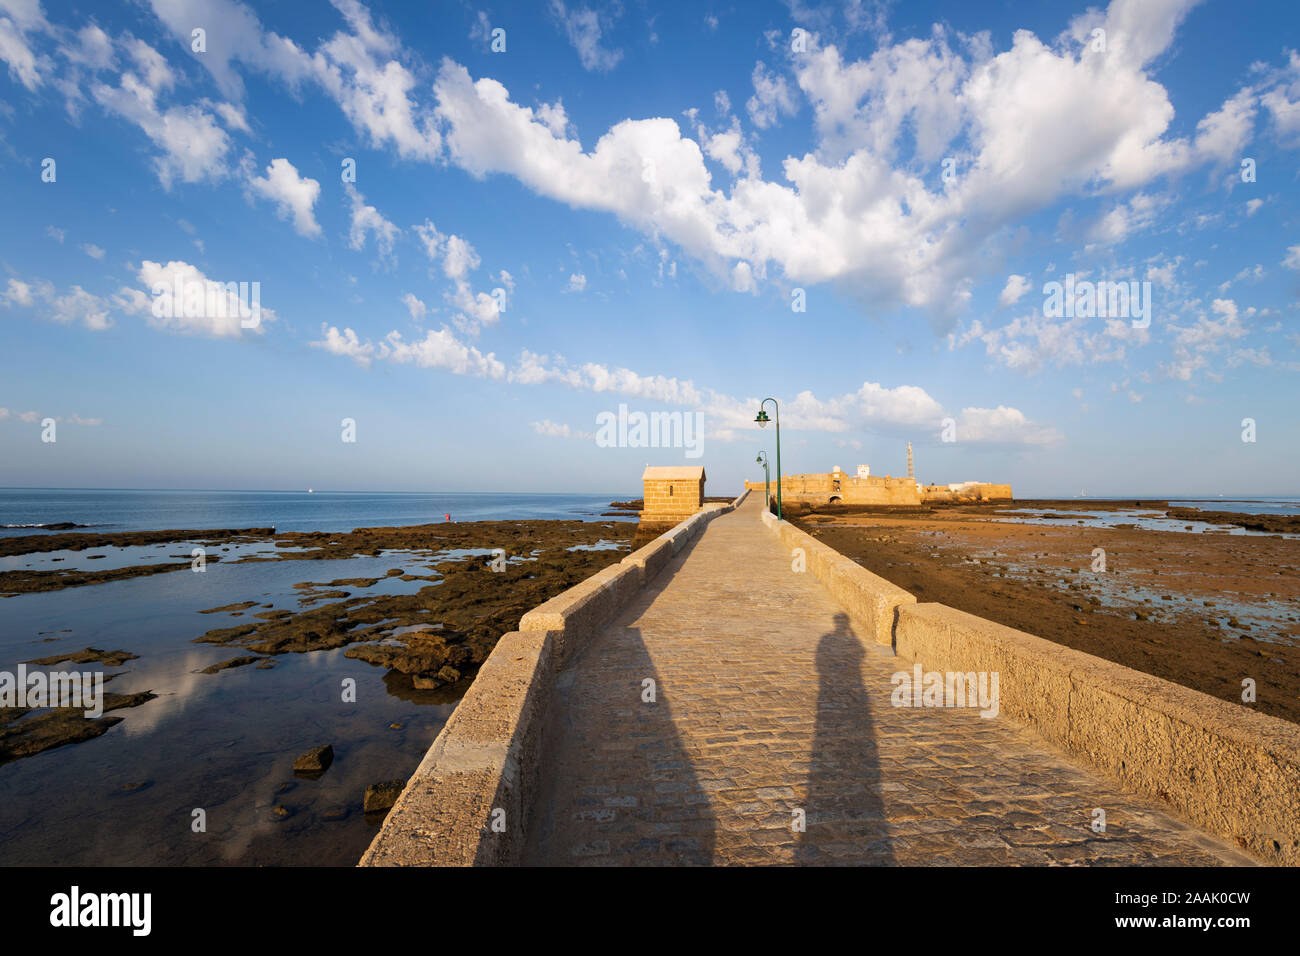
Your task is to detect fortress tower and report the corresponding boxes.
[907,442,914,482]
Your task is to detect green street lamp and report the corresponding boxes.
[754,398,782,518]
[755,451,770,508]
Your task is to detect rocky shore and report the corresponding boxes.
[196,519,634,691]
[1,515,635,769]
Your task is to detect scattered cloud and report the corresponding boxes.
[118,260,273,337]
[2,275,111,330]
[345,183,400,259]
[247,157,322,238]
[0,407,102,426]
[90,38,235,188]
[401,292,427,320]
[746,61,797,129]
[998,274,1030,307]
[531,419,594,439]
[312,323,505,378]
[549,1,622,72]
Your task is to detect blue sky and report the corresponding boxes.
[1,0,1297,496]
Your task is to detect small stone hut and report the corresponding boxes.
[639,466,706,526]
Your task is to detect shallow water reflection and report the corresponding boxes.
[0,546,470,865]
[994,508,1300,539]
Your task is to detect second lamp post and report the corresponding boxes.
[754,398,782,518]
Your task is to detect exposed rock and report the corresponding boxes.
[293,744,334,774]
[1167,507,1300,535]
[25,647,138,667]
[0,692,157,765]
[200,656,260,674]
[0,559,221,595]
[199,601,258,614]
[363,780,405,814]
[0,527,275,558]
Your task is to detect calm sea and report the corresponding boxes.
[0,488,635,537]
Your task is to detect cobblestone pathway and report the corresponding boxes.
[522,495,1256,865]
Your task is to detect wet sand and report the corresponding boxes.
[795,501,1300,726]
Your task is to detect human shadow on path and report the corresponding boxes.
[795,612,895,864]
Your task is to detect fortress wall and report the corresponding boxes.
[745,473,1013,505]
[746,473,922,506]
[360,490,747,866]
[895,603,1300,866]
[921,483,1014,502]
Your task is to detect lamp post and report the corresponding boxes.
[755,451,770,508]
[754,398,781,519]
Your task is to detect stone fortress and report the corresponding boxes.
[743,443,1012,506]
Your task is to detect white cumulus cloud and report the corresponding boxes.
[248,157,322,237]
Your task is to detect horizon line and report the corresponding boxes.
[0,486,1298,502]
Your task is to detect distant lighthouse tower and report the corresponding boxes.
[907,442,915,482]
